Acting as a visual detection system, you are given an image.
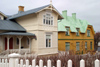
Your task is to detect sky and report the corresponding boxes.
[0,0,100,32]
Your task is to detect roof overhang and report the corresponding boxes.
[36,5,63,20]
[0,12,7,18]
[0,32,36,36]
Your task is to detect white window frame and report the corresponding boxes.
[45,33,52,48]
[43,12,54,26]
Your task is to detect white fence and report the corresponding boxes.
[0,59,100,67]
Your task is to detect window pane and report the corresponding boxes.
[17,38,19,45]
[85,42,87,50]
[66,28,69,35]
[49,39,51,47]
[65,42,70,51]
[46,35,51,47]
[76,42,80,50]
[76,29,79,36]
[46,39,48,47]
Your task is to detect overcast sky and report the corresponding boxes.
[0,0,100,32]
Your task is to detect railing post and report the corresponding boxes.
[32,59,36,67]
[68,59,72,67]
[39,59,43,67]
[57,60,61,67]
[95,59,99,67]
[47,59,51,67]
[80,59,85,67]
[8,53,21,67]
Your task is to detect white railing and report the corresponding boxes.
[0,59,99,67]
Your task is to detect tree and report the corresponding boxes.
[94,32,100,50]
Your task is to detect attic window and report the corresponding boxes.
[76,28,79,36]
[66,27,70,36]
[43,13,53,25]
[87,30,90,36]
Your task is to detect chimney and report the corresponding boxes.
[62,10,67,19]
[72,13,76,20]
[18,6,24,13]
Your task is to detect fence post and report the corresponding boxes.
[32,59,36,67]
[8,53,21,67]
[5,59,8,67]
[95,59,99,67]
[68,59,72,67]
[2,59,4,67]
[29,65,32,67]
[80,59,85,67]
[20,59,23,67]
[47,59,51,67]
[57,60,61,67]
[39,59,43,67]
[23,64,26,67]
[26,59,29,67]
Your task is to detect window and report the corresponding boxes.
[76,28,79,36]
[65,42,70,51]
[16,38,19,45]
[66,27,70,36]
[87,30,90,36]
[76,42,80,51]
[90,42,92,49]
[46,35,51,47]
[85,42,87,50]
[43,13,53,25]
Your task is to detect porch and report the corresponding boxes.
[0,32,36,55]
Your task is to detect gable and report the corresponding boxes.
[7,4,63,20]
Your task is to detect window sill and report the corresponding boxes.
[87,36,90,37]
[65,35,70,36]
[76,35,79,36]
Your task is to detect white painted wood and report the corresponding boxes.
[15,59,19,67]
[20,59,23,67]
[80,59,85,67]
[68,59,72,67]
[32,59,36,67]
[57,60,61,67]
[5,59,8,67]
[2,59,4,67]
[26,59,29,67]
[47,59,51,67]
[39,59,43,67]
[95,59,99,67]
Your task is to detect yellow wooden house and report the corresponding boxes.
[58,10,95,54]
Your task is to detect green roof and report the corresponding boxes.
[58,10,91,33]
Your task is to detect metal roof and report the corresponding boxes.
[8,5,50,19]
[0,32,35,36]
[58,10,92,33]
[0,20,26,31]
